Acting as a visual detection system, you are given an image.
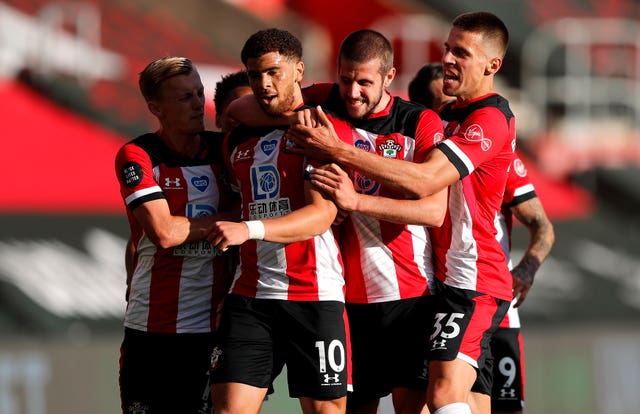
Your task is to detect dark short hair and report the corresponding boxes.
[452,11,509,57]
[138,56,194,101]
[338,29,394,75]
[408,62,443,109]
[214,70,250,115]
[240,28,302,65]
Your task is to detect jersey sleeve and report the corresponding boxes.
[503,154,536,207]
[414,109,445,163]
[115,143,164,210]
[438,106,513,178]
[302,82,334,106]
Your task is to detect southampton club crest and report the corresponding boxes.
[378,139,402,158]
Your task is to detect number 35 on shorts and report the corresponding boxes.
[430,312,465,350]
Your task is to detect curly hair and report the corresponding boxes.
[214,70,249,115]
[240,28,302,65]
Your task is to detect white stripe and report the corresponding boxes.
[444,181,479,291]
[441,140,475,175]
[513,183,535,197]
[176,257,214,333]
[125,185,162,206]
[124,254,154,331]
[409,224,434,291]
[457,352,478,368]
[354,213,401,301]
[313,231,345,302]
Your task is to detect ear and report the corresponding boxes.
[484,56,502,75]
[383,67,396,89]
[295,60,304,83]
[148,101,162,117]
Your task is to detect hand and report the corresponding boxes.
[207,221,250,252]
[510,256,538,307]
[333,209,349,226]
[286,106,346,160]
[309,163,359,212]
[291,108,319,128]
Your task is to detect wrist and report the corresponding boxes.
[244,220,265,240]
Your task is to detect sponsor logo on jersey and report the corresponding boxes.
[122,162,143,188]
[234,149,251,162]
[434,132,445,145]
[163,177,183,189]
[354,139,372,152]
[251,165,279,200]
[464,124,492,151]
[513,158,527,177]
[260,139,278,156]
[191,175,210,192]
[354,172,379,195]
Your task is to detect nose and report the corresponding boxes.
[259,73,272,90]
[442,50,454,66]
[345,83,360,99]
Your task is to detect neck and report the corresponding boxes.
[157,129,203,158]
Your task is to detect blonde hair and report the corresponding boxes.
[138,56,194,101]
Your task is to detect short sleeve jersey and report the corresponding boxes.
[497,154,537,328]
[223,119,348,302]
[432,93,516,301]
[114,131,233,333]
[304,83,444,303]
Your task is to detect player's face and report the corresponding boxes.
[337,57,394,120]
[429,77,455,112]
[216,85,253,132]
[442,27,491,101]
[154,70,205,134]
[246,51,303,116]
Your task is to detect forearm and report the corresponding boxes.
[352,188,447,226]
[261,203,336,243]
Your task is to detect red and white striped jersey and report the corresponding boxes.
[497,154,537,328]
[115,132,232,334]
[304,83,443,303]
[433,93,516,301]
[224,124,346,302]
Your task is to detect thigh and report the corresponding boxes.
[428,283,508,369]
[280,300,348,400]
[210,295,275,389]
[490,328,525,412]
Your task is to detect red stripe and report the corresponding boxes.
[285,240,319,300]
[147,252,183,332]
[147,166,188,332]
[380,220,429,298]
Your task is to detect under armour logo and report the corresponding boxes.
[323,374,340,383]
[235,149,250,160]
[500,388,516,398]
[164,177,181,188]
[432,339,447,349]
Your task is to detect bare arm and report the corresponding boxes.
[208,180,338,250]
[287,106,459,198]
[133,199,222,249]
[510,196,555,307]
[225,94,294,128]
[310,163,447,226]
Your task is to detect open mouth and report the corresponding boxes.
[260,95,277,105]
